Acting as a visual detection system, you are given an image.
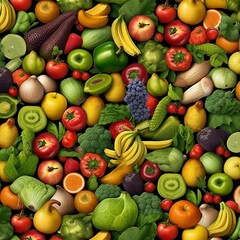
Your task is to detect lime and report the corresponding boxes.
[226,132,240,153]
[0,34,27,59]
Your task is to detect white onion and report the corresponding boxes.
[37,74,58,93]
[198,203,219,228]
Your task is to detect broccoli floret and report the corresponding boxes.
[132,192,162,217]
[205,89,240,114]
[95,184,122,201]
[77,124,113,162]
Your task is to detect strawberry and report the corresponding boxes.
[64,33,83,55]
[146,93,159,116]
[64,158,80,175]
[109,119,135,139]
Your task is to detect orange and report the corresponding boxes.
[235,81,240,101]
[62,172,85,194]
[216,36,239,54]
[203,9,221,29]
[0,185,24,210]
[74,190,99,213]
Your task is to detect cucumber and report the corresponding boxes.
[81,25,112,50]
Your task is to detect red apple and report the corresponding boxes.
[155,4,177,24]
[37,160,63,185]
[128,15,156,42]
[226,200,239,213]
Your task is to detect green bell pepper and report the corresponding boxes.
[227,0,240,11]
[93,41,128,73]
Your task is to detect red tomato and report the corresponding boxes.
[33,132,60,159]
[215,145,225,156]
[167,103,178,114]
[155,4,176,24]
[9,0,32,11]
[81,72,91,81]
[177,105,187,115]
[213,194,222,204]
[62,106,87,131]
[154,32,164,43]
[72,70,82,80]
[49,235,64,240]
[157,223,179,240]
[160,199,174,211]
[20,229,46,240]
[109,119,135,139]
[164,20,191,46]
[61,130,78,148]
[144,182,156,192]
[8,86,18,97]
[203,192,214,203]
[121,63,148,85]
[11,214,32,233]
[46,60,68,80]
[189,143,205,159]
[206,28,219,41]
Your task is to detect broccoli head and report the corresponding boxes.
[205,89,240,115]
[95,184,122,201]
[77,124,113,162]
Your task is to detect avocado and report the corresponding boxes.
[24,10,77,52]
[84,73,112,95]
[0,67,13,93]
[0,93,19,118]
[39,14,77,60]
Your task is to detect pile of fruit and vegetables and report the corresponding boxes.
[0,0,240,239]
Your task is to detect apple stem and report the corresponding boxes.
[139,22,150,28]
[48,166,59,172]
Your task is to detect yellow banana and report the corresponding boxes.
[0,0,7,27]
[227,204,237,236]
[111,14,123,49]
[104,148,118,159]
[78,9,108,29]
[137,143,148,166]
[208,202,226,231]
[0,0,11,33]
[121,133,137,153]
[142,139,173,150]
[86,3,111,16]
[8,2,16,29]
[119,16,141,56]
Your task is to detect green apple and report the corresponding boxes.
[207,172,233,196]
[182,225,208,240]
[223,156,240,180]
[67,49,93,72]
[41,92,68,121]
[146,73,169,97]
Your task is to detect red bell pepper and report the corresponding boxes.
[80,153,107,178]
[165,46,192,71]
[139,160,161,182]
[189,26,209,45]
[64,33,83,55]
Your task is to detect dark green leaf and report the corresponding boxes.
[185,188,197,205]
[196,189,202,206]
[0,205,11,223]
[137,223,157,240]
[46,121,59,139]
[168,84,183,101]
[58,122,66,141]
[118,227,140,240]
[0,222,13,240]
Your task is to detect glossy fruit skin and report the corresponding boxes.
[145,94,159,116]
[155,4,177,24]
[182,225,208,240]
[12,68,30,87]
[20,229,46,240]
[109,119,135,139]
[49,235,64,240]
[11,214,33,233]
[157,223,179,240]
[213,194,222,204]
[8,86,18,97]
[228,51,240,74]
[62,106,87,131]
[139,160,161,182]
[72,70,82,80]
[206,28,219,41]
[164,20,191,46]
[121,63,148,85]
[203,192,214,203]
[46,61,68,80]
[154,32,164,43]
[177,105,187,115]
[189,144,204,159]
[167,103,178,114]
[144,182,156,193]
[33,132,60,159]
[161,199,174,211]
[9,0,32,11]
[35,0,60,23]
[61,130,78,148]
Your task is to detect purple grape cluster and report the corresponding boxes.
[124,78,150,122]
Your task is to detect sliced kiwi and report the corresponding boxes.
[0,93,19,118]
[84,73,112,95]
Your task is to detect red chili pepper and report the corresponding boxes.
[80,153,107,178]
[165,46,192,71]
[139,160,161,182]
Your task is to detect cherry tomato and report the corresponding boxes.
[46,60,68,80]
[203,192,214,203]
[154,32,164,43]
[215,145,225,156]
[206,28,219,41]
[72,70,82,80]
[11,214,33,233]
[189,144,204,159]
[160,199,174,211]
[213,194,222,204]
[155,4,177,24]
[62,106,87,131]
[144,182,156,193]
[177,105,187,115]
[8,86,18,97]
[81,72,91,81]
[61,130,78,148]
[167,103,178,114]
[9,0,32,11]
[223,149,231,158]
[157,223,179,240]
[33,132,60,159]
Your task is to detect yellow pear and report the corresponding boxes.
[104,73,126,103]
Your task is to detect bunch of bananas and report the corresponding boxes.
[207,202,237,237]
[0,0,16,33]
[111,14,141,57]
[104,129,173,168]
[78,3,111,29]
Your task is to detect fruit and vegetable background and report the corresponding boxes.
[0,0,240,239]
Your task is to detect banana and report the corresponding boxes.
[0,0,15,33]
[142,139,173,150]
[8,1,16,29]
[119,16,141,56]
[86,3,111,16]
[121,132,137,153]
[0,0,7,27]
[225,204,237,236]
[78,9,108,29]
[111,14,123,50]
[104,148,118,159]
